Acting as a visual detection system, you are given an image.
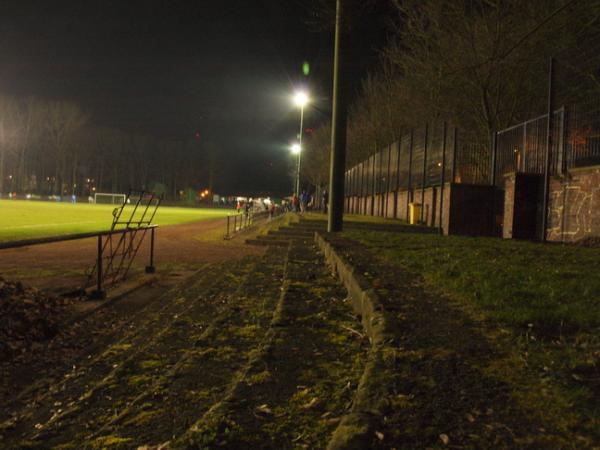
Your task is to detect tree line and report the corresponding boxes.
[0,95,212,200]
[301,0,600,189]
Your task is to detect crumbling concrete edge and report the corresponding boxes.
[315,232,396,450]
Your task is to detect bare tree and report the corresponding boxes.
[0,95,20,194]
[386,0,600,139]
[302,124,331,188]
[46,101,87,195]
[13,97,45,192]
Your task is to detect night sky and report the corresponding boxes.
[0,0,392,195]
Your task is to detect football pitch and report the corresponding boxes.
[0,199,231,242]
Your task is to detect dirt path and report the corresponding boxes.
[0,218,264,292]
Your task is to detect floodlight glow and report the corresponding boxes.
[291,143,301,154]
[293,91,308,107]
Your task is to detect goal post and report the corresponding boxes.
[94,192,127,205]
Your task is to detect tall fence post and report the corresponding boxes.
[385,144,391,217]
[439,122,448,235]
[394,137,401,219]
[490,131,499,236]
[542,56,555,242]
[421,124,429,224]
[490,131,498,187]
[93,235,105,299]
[522,121,527,172]
[145,227,156,273]
[370,153,376,216]
[452,127,458,182]
[406,129,414,222]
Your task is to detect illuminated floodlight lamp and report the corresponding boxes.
[293,91,308,108]
[291,143,301,154]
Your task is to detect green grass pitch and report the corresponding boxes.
[0,199,231,242]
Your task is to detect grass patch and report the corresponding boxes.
[139,359,162,370]
[345,230,600,333]
[301,211,404,225]
[89,435,132,449]
[0,199,230,242]
[344,229,600,443]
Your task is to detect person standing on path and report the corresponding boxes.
[300,190,309,213]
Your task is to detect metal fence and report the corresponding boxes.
[342,38,600,241]
[345,98,600,200]
[0,226,157,297]
[564,99,600,169]
[344,122,491,201]
[494,109,565,186]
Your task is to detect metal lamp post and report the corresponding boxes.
[291,143,301,195]
[293,91,308,195]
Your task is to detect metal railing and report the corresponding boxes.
[224,209,283,239]
[0,225,157,297]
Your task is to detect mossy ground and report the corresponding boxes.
[0,224,368,449]
[184,240,368,449]
[5,216,594,449]
[330,230,599,448]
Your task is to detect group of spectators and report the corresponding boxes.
[290,189,328,214]
[236,198,277,218]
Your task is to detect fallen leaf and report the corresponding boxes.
[301,397,323,410]
[255,404,273,416]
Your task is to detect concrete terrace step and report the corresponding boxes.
[3,249,289,449]
[245,237,290,247]
[180,234,369,449]
[345,222,438,234]
[296,218,438,234]
[267,229,314,237]
[288,221,325,230]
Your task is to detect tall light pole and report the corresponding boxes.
[293,91,308,195]
[290,143,301,195]
[328,0,347,232]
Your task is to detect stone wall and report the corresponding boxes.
[385,193,396,219]
[502,174,516,239]
[344,182,497,237]
[344,166,600,241]
[347,186,446,227]
[547,166,600,242]
[396,190,410,222]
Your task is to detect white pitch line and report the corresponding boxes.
[0,221,102,230]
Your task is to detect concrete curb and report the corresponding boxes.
[315,232,396,450]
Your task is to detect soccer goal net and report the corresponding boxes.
[94,192,127,205]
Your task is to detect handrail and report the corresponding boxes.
[0,225,158,250]
[0,225,158,298]
[224,210,276,239]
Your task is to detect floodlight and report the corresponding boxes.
[293,91,308,108]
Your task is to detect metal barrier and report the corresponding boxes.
[224,209,281,239]
[0,225,157,297]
